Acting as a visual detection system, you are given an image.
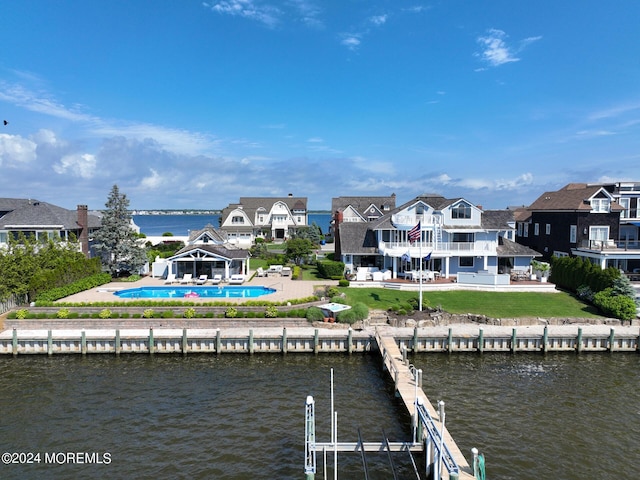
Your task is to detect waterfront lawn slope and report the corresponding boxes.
[340,288,603,319]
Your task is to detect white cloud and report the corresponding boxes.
[476,29,519,67]
[0,133,37,166]
[140,168,164,189]
[341,34,361,50]
[307,137,323,143]
[53,153,97,179]
[369,14,388,26]
[203,0,282,28]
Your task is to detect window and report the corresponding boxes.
[517,223,523,236]
[590,198,610,212]
[231,216,244,224]
[590,226,609,241]
[569,225,577,243]
[451,203,471,219]
[452,232,474,243]
[620,198,629,219]
[545,224,551,235]
[534,223,539,236]
[459,257,474,267]
[523,223,529,237]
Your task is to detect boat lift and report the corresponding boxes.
[304,369,472,479]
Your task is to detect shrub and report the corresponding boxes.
[161,310,174,319]
[351,303,369,321]
[15,309,28,319]
[99,308,112,319]
[306,307,325,322]
[183,307,196,319]
[225,307,238,318]
[265,306,279,318]
[593,288,637,321]
[338,279,350,287]
[56,308,70,319]
[35,273,112,303]
[316,260,345,279]
[337,309,357,324]
[142,309,155,318]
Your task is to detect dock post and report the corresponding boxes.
[313,329,319,354]
[282,327,287,355]
[576,328,583,353]
[12,328,18,356]
[413,326,419,353]
[81,330,87,355]
[417,368,423,389]
[115,329,121,355]
[608,328,615,352]
[148,328,154,354]
[447,327,453,353]
[216,328,221,355]
[402,344,408,365]
[478,328,484,354]
[249,329,254,355]
[347,327,353,354]
[511,328,517,353]
[182,328,188,355]
[47,329,53,355]
[543,326,549,353]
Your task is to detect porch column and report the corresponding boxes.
[225,261,230,280]
[444,257,450,278]
[392,256,398,279]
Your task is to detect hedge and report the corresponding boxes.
[34,273,113,302]
[316,260,345,279]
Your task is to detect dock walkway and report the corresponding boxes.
[375,329,475,480]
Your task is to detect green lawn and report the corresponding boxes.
[339,288,603,319]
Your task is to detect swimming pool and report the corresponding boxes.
[114,286,276,299]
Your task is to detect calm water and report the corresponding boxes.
[1,353,638,479]
[133,213,331,236]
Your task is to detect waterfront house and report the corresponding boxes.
[160,224,249,280]
[515,183,640,272]
[334,194,538,281]
[220,195,308,246]
[0,199,101,257]
[329,194,397,241]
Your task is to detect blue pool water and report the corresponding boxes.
[114,286,276,299]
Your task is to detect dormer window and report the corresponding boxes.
[590,198,610,213]
[451,202,471,219]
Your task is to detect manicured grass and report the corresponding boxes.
[339,288,603,319]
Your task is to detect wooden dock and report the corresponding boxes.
[375,329,476,480]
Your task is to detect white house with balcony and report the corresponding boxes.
[220,195,308,246]
[335,194,538,280]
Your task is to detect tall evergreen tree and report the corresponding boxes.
[92,185,147,276]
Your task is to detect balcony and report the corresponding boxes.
[379,240,495,256]
[390,213,443,228]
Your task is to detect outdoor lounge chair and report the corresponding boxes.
[210,274,223,285]
[256,267,267,277]
[179,273,193,284]
[163,273,176,284]
[195,274,208,285]
[228,274,245,285]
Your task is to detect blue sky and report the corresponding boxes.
[1,1,639,211]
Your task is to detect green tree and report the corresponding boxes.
[92,185,148,276]
[294,223,322,244]
[285,237,315,265]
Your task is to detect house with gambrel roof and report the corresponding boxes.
[0,198,101,257]
[516,183,640,272]
[335,193,538,279]
[220,195,307,246]
[164,224,249,280]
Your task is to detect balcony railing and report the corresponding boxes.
[579,239,640,251]
[390,213,443,228]
[379,240,495,254]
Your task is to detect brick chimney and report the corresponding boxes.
[77,205,89,257]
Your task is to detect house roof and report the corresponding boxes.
[480,210,515,230]
[0,198,102,230]
[331,195,397,216]
[187,224,228,243]
[170,244,249,261]
[336,222,378,255]
[497,236,541,257]
[527,183,624,212]
[221,196,308,224]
